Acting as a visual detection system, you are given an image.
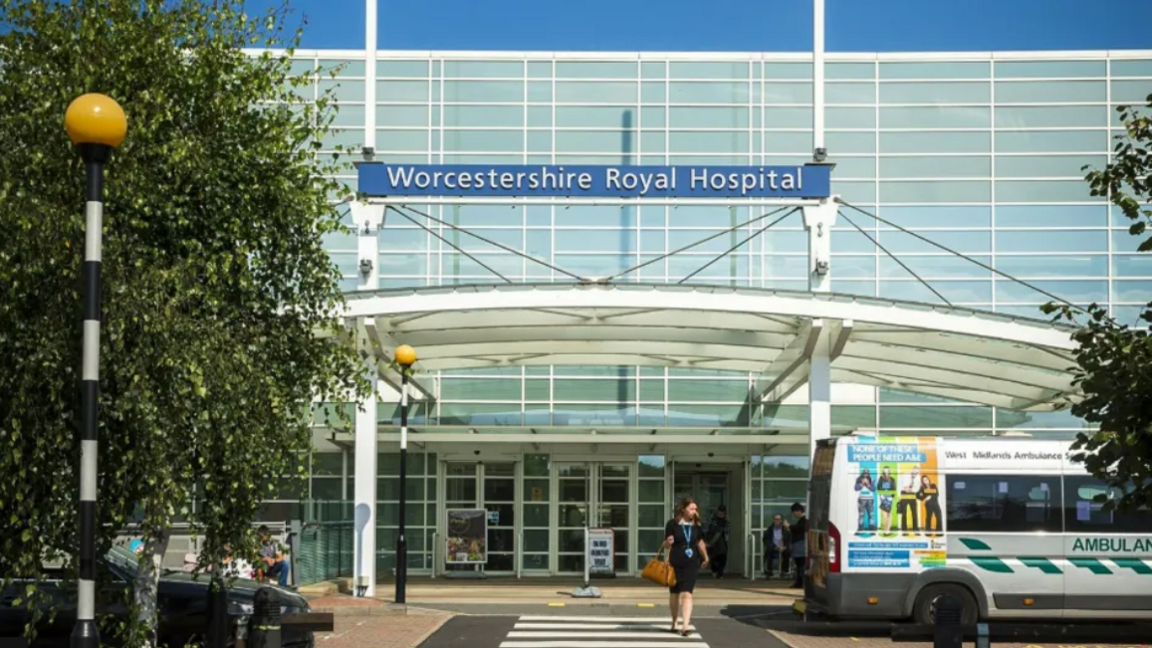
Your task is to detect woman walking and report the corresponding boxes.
[664,498,709,636]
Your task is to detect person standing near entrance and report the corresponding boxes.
[788,502,807,589]
[705,505,730,579]
[664,498,709,637]
[762,514,791,578]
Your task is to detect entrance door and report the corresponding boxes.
[556,462,590,574]
[674,473,730,514]
[440,462,517,575]
[596,464,632,574]
[672,468,745,577]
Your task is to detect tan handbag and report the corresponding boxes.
[641,545,677,587]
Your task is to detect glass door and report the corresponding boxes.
[597,464,632,574]
[482,463,517,574]
[556,463,590,574]
[443,463,479,573]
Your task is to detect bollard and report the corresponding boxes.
[247,587,282,648]
[933,594,964,648]
[206,576,229,648]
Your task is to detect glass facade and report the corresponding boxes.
[283,51,1152,578]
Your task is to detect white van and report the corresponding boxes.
[803,435,1152,623]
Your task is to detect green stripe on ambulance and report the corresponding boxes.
[958,537,1152,575]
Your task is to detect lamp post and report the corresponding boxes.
[63,93,127,648]
[394,344,417,604]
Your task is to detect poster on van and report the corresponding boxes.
[843,436,946,571]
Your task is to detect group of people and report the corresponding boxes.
[661,499,809,636]
[760,503,808,587]
[853,466,942,536]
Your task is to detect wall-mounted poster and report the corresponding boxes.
[445,509,488,565]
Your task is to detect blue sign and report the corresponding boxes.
[847,444,927,464]
[358,164,831,199]
[848,550,911,569]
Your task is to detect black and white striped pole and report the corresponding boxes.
[394,344,417,605]
[64,93,127,648]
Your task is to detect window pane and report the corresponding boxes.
[994,61,1106,78]
[996,205,1107,228]
[556,61,637,79]
[1111,60,1152,77]
[880,82,990,104]
[378,80,430,101]
[947,474,1062,533]
[764,63,812,79]
[995,255,1107,278]
[828,63,875,80]
[1109,80,1152,103]
[879,61,989,80]
[1063,476,1152,533]
[994,81,1106,103]
[670,61,748,79]
[763,83,812,104]
[994,106,1107,128]
[879,181,991,203]
[880,156,990,179]
[995,154,1107,178]
[827,83,875,104]
[1113,255,1152,278]
[378,60,428,78]
[996,130,1107,153]
[880,107,990,129]
[670,81,750,104]
[826,107,874,129]
[878,206,991,228]
[996,280,1106,304]
[996,180,1096,203]
[880,131,991,154]
[444,80,523,102]
[668,106,750,128]
[996,230,1107,252]
[879,256,992,279]
[444,105,523,127]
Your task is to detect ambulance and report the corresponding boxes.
[803,435,1152,623]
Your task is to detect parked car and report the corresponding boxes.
[0,546,313,647]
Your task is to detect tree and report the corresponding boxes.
[1044,93,1152,513]
[0,0,366,644]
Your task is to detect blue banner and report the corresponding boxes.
[358,163,832,199]
[847,444,927,464]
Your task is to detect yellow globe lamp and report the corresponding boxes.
[64,93,128,148]
[394,344,418,367]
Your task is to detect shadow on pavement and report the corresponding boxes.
[720,606,890,637]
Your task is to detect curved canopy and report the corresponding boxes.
[343,283,1081,412]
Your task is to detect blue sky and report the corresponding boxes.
[259,0,1152,52]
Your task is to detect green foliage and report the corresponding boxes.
[0,0,367,643]
[1044,91,1152,513]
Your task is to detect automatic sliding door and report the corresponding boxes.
[597,464,632,574]
[483,463,516,573]
[444,463,478,573]
[557,463,590,574]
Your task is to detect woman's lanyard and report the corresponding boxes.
[681,522,694,558]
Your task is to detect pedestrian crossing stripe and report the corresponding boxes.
[501,616,710,648]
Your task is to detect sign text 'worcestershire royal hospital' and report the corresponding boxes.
[358,163,832,199]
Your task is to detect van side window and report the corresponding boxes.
[1063,475,1152,534]
[946,473,1062,533]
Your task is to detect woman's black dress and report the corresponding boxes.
[665,519,702,594]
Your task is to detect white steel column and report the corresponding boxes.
[364,0,377,152]
[812,0,826,158]
[353,365,379,597]
[352,167,384,594]
[803,198,838,460]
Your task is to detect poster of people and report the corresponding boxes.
[843,436,946,571]
[445,509,487,565]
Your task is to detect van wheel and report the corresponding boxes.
[912,584,978,625]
